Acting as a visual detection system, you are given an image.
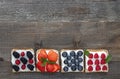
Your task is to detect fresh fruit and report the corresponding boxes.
[67,62,72,67]
[94,53,99,58]
[46,64,54,72]
[78,65,83,71]
[27,64,34,71]
[101,59,106,64]
[62,52,68,57]
[29,59,33,64]
[74,55,78,59]
[71,59,75,64]
[75,60,79,66]
[38,49,47,61]
[78,58,83,62]
[52,64,60,72]
[64,59,68,64]
[88,66,93,71]
[36,61,45,72]
[87,60,93,65]
[20,57,28,64]
[67,56,71,60]
[77,51,83,56]
[102,65,107,70]
[88,53,93,58]
[71,65,76,71]
[13,51,20,58]
[96,65,101,71]
[95,59,99,65]
[101,53,106,59]
[48,50,58,62]
[70,51,75,56]
[21,52,25,56]
[63,66,68,72]
[12,65,20,72]
[27,51,33,59]
[15,59,20,65]
[21,64,26,70]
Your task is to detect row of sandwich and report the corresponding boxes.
[11,48,111,73]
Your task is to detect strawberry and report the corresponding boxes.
[48,50,58,62]
[46,64,54,72]
[29,59,33,64]
[95,59,99,65]
[87,60,93,65]
[21,64,26,70]
[36,61,45,72]
[102,65,107,70]
[96,65,101,71]
[15,59,20,65]
[21,52,25,56]
[38,49,47,61]
[101,53,106,59]
[88,66,93,71]
[94,53,99,58]
[52,64,60,72]
[88,53,93,58]
[101,59,106,64]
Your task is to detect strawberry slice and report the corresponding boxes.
[36,61,45,72]
[52,64,60,72]
[46,64,54,72]
[94,53,99,58]
[48,50,58,62]
[38,49,48,61]
[88,66,93,71]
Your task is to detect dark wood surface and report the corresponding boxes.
[0,0,120,79]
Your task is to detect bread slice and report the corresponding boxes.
[11,48,36,72]
[60,49,84,73]
[85,49,109,73]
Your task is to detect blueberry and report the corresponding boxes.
[20,57,27,64]
[74,55,78,59]
[64,59,68,64]
[77,51,83,56]
[67,63,72,67]
[78,58,83,62]
[63,66,69,72]
[67,56,71,60]
[27,64,34,71]
[13,51,20,58]
[70,51,75,56]
[27,51,33,59]
[62,52,68,57]
[12,65,20,72]
[78,65,83,71]
[71,59,75,64]
[71,65,76,71]
[75,60,79,66]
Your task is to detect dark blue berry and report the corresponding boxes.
[67,62,72,67]
[12,65,20,72]
[74,55,78,59]
[77,51,83,56]
[75,60,79,66]
[20,57,27,64]
[27,51,33,59]
[78,58,83,62]
[64,59,68,64]
[67,56,71,60]
[78,65,83,71]
[71,59,75,64]
[71,65,76,71]
[13,51,20,58]
[27,64,34,71]
[62,52,68,57]
[70,51,75,56]
[63,66,69,72]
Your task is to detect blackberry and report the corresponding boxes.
[13,51,20,58]
[27,51,33,59]
[20,57,27,64]
[27,64,34,71]
[12,65,20,72]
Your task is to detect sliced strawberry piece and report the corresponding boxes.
[95,59,99,65]
[52,64,60,72]
[48,50,58,62]
[36,61,45,72]
[21,64,26,70]
[101,59,106,64]
[88,53,93,58]
[46,64,54,72]
[102,65,107,70]
[87,60,93,65]
[15,59,20,65]
[88,66,93,71]
[101,53,106,59]
[94,53,99,58]
[29,59,33,64]
[38,49,48,61]
[96,65,101,71]
[21,52,25,56]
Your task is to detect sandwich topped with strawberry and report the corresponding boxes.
[36,49,60,72]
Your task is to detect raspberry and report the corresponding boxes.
[88,54,93,58]
[88,66,93,71]
[29,59,33,64]
[96,65,101,71]
[101,59,106,64]
[21,64,26,70]
[102,65,107,70]
[95,59,99,65]
[101,53,106,59]
[15,60,20,65]
[87,60,93,65]
[21,52,25,56]
[94,53,99,58]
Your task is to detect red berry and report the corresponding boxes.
[21,52,25,56]
[36,61,45,72]
[87,60,93,65]
[101,53,106,59]
[29,59,33,64]
[95,59,99,65]
[96,65,101,71]
[88,54,93,58]
[21,64,26,70]
[88,66,93,71]
[102,65,107,70]
[101,59,106,64]
[94,53,99,58]
[15,60,20,65]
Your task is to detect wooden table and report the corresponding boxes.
[0,0,120,79]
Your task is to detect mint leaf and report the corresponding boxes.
[41,58,48,66]
[105,54,112,63]
[84,49,90,56]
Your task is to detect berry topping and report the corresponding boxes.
[21,52,25,57]
[77,51,83,56]
[75,60,79,66]
[78,58,83,62]
[12,65,20,72]
[62,52,68,57]
[78,65,83,71]
[27,51,33,59]
[64,59,68,64]
[88,66,93,71]
[70,51,75,56]
[15,59,20,65]
[38,49,47,61]
[74,55,78,59]
[27,64,34,71]
[71,59,75,64]
[67,62,72,67]
[29,59,33,64]
[71,65,76,71]
[63,66,69,72]
[67,56,71,60]
[102,65,107,70]
[94,53,99,58]
[101,53,106,59]
[88,53,93,58]
[20,57,27,64]
[46,64,54,72]
[101,59,106,64]
[52,64,60,72]
[96,65,101,71]
[13,51,20,58]
[48,50,58,62]
[21,64,26,70]
[95,59,99,65]
[36,61,45,72]
[87,60,93,65]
